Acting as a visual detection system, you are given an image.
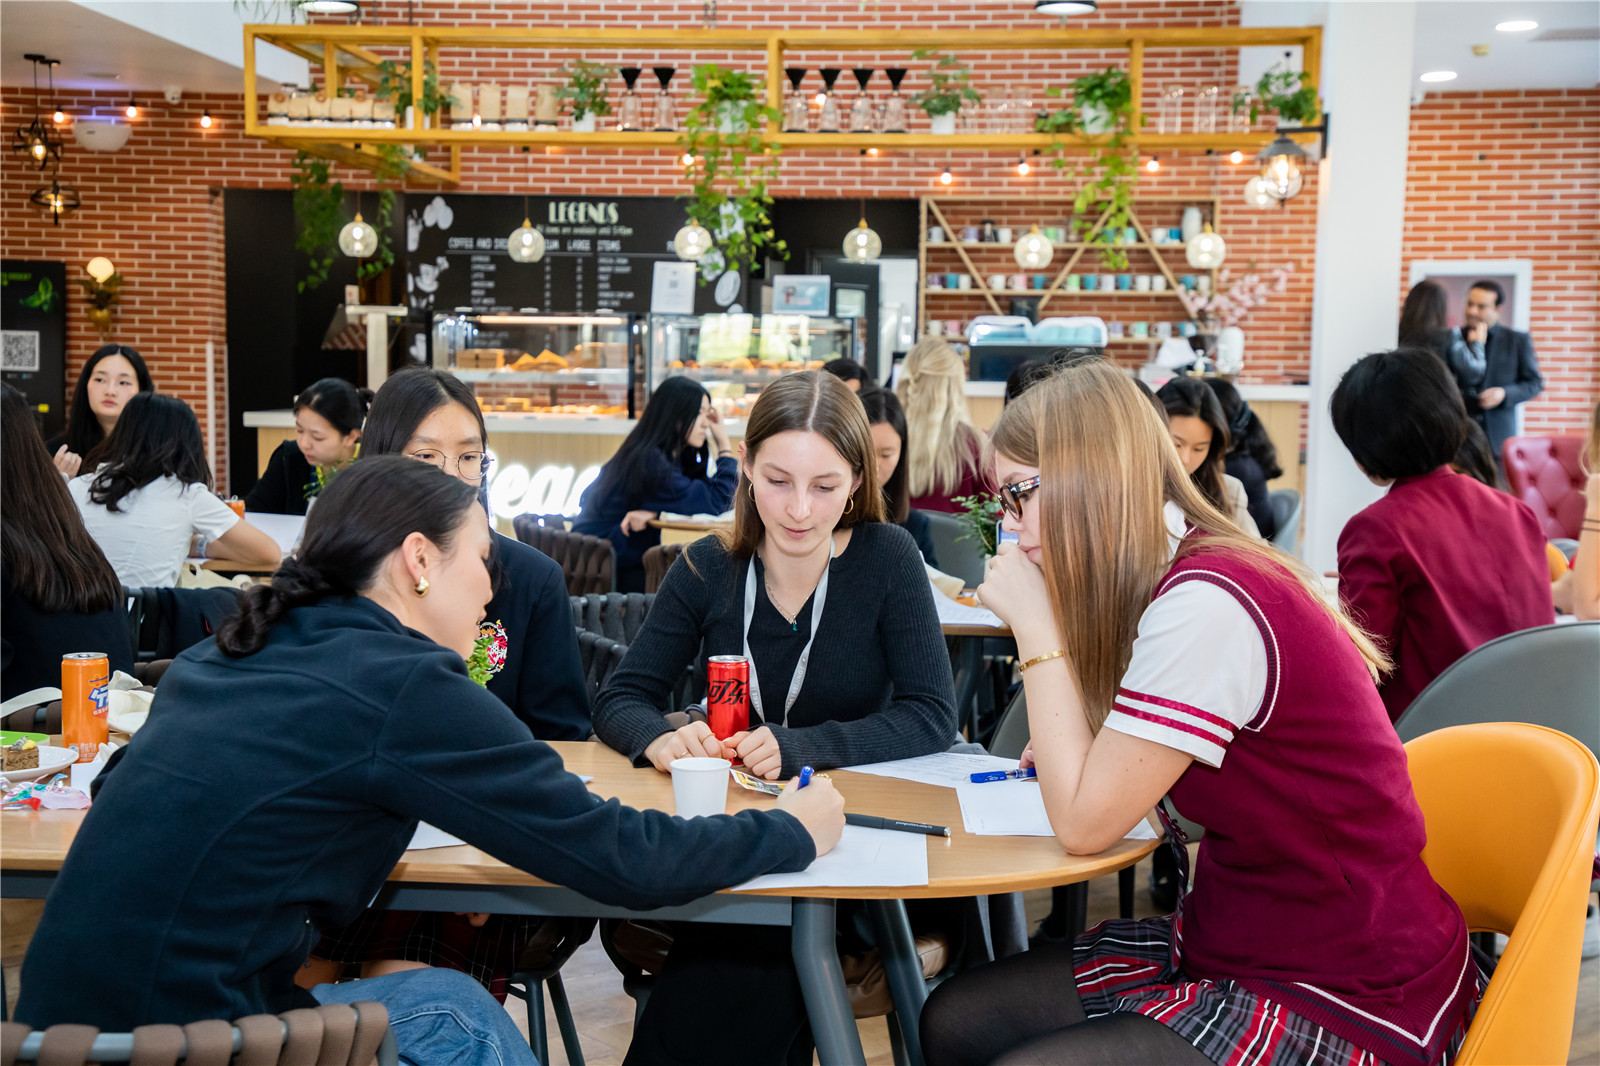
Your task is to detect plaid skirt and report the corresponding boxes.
[1073,917,1488,1066]
[313,909,545,1003]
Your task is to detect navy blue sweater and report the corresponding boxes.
[486,532,590,740]
[573,451,738,591]
[15,596,814,1030]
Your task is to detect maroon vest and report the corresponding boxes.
[1159,546,1474,1066]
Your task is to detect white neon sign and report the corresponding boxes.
[488,463,602,519]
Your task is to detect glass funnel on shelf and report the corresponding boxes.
[816,67,842,133]
[849,68,877,132]
[783,67,810,132]
[617,66,643,131]
[651,66,677,132]
[880,67,909,133]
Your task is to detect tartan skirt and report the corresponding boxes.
[1073,917,1488,1066]
[313,909,545,1003]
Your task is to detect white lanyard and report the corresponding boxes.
[742,536,833,728]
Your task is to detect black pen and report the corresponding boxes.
[846,813,950,838]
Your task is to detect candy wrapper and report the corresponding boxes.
[730,768,782,796]
[3,774,91,811]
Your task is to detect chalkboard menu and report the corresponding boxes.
[401,193,739,318]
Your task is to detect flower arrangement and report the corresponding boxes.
[467,620,509,687]
[1181,263,1294,328]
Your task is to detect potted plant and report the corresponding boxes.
[1232,61,1319,128]
[558,59,612,132]
[1035,67,1139,270]
[677,64,787,281]
[911,49,981,134]
[375,58,444,132]
[953,493,1003,557]
[77,267,122,334]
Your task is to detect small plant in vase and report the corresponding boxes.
[77,267,123,335]
[375,57,445,133]
[1231,61,1319,128]
[911,49,981,134]
[1036,66,1138,270]
[953,492,1004,558]
[559,59,612,132]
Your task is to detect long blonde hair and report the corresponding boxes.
[896,338,981,499]
[989,362,1390,732]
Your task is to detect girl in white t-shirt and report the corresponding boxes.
[70,393,280,588]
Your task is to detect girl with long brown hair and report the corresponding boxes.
[594,371,956,1064]
[920,362,1484,1066]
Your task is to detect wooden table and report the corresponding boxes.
[647,517,732,548]
[0,741,1154,1065]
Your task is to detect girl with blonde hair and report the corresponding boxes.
[920,361,1484,1066]
[896,338,985,512]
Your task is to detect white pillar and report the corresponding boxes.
[1302,1,1418,575]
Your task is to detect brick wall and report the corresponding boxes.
[1402,88,1600,438]
[3,3,1593,489]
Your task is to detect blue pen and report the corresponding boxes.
[969,767,1037,783]
[797,766,815,788]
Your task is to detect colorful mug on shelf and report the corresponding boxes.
[1179,274,1197,291]
[957,274,973,290]
[1134,274,1152,292]
[961,226,981,243]
[1130,321,1149,338]
[945,273,962,289]
[928,274,945,289]
[1033,274,1050,290]
[1152,274,1169,292]
[1044,225,1067,243]
[1179,321,1198,338]
[927,226,945,243]
[1196,275,1212,294]
[1169,227,1183,242]
[1078,274,1094,291]
[1151,229,1169,245]
[1122,226,1138,245]
[928,320,946,335]
[1108,321,1126,337]
[988,274,1009,291]
[1010,274,1028,291]
[1155,321,1174,338]
[946,319,962,335]
[1116,274,1133,291]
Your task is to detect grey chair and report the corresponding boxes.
[1268,488,1302,555]
[922,510,987,588]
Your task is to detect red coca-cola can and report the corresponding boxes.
[706,655,750,740]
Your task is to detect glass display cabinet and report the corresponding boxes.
[431,310,642,420]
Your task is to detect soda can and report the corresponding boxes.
[62,652,111,763]
[706,655,750,741]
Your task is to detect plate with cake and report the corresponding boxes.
[1,738,77,783]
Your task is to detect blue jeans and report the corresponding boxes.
[312,968,537,1066]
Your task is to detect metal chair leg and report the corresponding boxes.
[888,1010,911,1066]
[547,972,585,1066]
[525,978,549,1066]
[1118,866,1136,919]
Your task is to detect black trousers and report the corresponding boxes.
[920,941,1212,1066]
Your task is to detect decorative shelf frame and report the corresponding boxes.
[241,24,1322,181]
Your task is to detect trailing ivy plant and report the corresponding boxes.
[290,151,343,292]
[557,59,613,120]
[1232,62,1319,126]
[910,48,982,119]
[1036,66,1139,271]
[677,64,787,282]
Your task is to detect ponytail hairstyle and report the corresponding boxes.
[294,377,373,437]
[1206,379,1283,481]
[1156,376,1230,511]
[215,456,479,657]
[87,393,212,513]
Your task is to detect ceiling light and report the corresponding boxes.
[30,176,81,226]
[125,98,139,119]
[14,55,65,171]
[673,222,713,261]
[938,167,954,185]
[299,0,360,12]
[1145,157,1160,173]
[1034,0,1097,14]
[1419,71,1458,83]
[1229,150,1243,164]
[338,213,378,257]
[1013,226,1054,270]
[200,109,213,129]
[843,219,882,264]
[507,218,546,263]
[1495,19,1537,32]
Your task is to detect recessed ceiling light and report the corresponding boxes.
[299,0,359,12]
[1419,70,1459,83]
[1495,20,1538,32]
[1035,0,1097,15]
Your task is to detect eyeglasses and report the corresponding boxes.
[997,475,1042,522]
[406,448,493,482]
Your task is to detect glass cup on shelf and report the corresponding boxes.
[849,68,877,132]
[651,66,677,132]
[1228,85,1252,134]
[1158,83,1185,135]
[881,68,909,133]
[783,67,810,132]
[617,67,643,131]
[1192,84,1220,134]
[817,68,842,132]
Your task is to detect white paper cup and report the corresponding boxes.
[670,757,731,818]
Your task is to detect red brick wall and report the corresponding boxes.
[1402,88,1600,438]
[3,4,1593,488]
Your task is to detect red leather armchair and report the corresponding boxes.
[1502,436,1587,539]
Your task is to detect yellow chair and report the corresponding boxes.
[1406,723,1600,1065]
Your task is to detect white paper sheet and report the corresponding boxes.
[846,751,1021,789]
[408,823,467,850]
[245,512,308,554]
[932,591,1007,629]
[956,782,1163,841]
[658,510,735,523]
[732,825,929,891]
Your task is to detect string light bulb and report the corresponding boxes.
[681,151,696,167]
[200,109,213,129]
[1229,150,1243,164]
[52,107,66,124]
[938,167,954,186]
[125,98,139,119]
[1145,157,1160,173]
[1015,154,1031,177]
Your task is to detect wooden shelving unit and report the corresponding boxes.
[917,194,1222,346]
[241,24,1322,182]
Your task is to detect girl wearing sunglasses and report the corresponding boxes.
[922,362,1483,1066]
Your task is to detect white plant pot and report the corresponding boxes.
[1078,104,1114,135]
[716,102,747,134]
[929,112,957,135]
[571,113,597,133]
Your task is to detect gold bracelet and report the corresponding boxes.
[1019,650,1066,672]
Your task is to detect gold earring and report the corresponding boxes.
[747,482,756,503]
[844,495,854,515]
[414,576,429,597]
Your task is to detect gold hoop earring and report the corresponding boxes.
[844,495,854,515]
[414,576,429,597]
[747,482,756,503]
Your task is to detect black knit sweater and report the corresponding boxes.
[593,522,957,776]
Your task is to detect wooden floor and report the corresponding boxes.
[6,860,1598,1064]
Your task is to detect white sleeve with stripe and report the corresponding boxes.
[1103,579,1268,768]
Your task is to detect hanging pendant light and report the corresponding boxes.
[1185,223,1226,269]
[843,200,882,264]
[1013,225,1054,270]
[508,217,546,263]
[1242,176,1276,210]
[338,212,378,257]
[30,175,81,225]
[673,221,713,261]
[13,56,64,172]
[1256,134,1307,204]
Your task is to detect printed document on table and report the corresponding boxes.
[956,782,1162,840]
[846,751,1021,789]
[408,823,468,850]
[932,589,1007,628]
[733,825,929,891]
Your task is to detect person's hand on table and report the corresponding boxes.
[620,509,658,535]
[722,726,782,780]
[975,542,1055,638]
[52,445,81,478]
[775,774,845,856]
[1478,386,1506,410]
[643,721,723,773]
[1019,743,1035,771]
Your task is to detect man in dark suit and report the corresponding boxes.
[1445,279,1542,461]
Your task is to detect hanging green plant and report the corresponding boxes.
[291,151,344,292]
[375,57,445,126]
[1232,62,1319,126]
[557,59,613,120]
[1036,67,1139,271]
[910,49,982,119]
[677,64,787,282]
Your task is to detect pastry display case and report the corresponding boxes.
[432,311,642,420]
[645,313,859,423]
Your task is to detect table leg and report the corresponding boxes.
[951,637,984,738]
[792,897,865,1066]
[866,899,927,1066]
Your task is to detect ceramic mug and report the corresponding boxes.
[928,273,945,289]
[1151,229,1168,245]
[1033,274,1049,290]
[989,274,1009,291]
[961,226,981,243]
[1169,227,1183,242]
[946,273,962,289]
[946,319,962,335]
[957,274,973,290]
[927,320,946,335]
[1179,274,1197,291]
[1155,321,1174,338]
[1196,275,1212,294]
[1134,274,1152,292]
[1045,225,1067,243]
[1152,274,1169,292]
[1131,321,1149,338]
[1179,321,1197,338]
[1116,274,1133,291]
[1011,274,1028,291]
[928,226,945,243]
[1122,226,1138,245]
[1108,321,1125,337]
[1100,274,1116,291]
[996,226,1014,244]
[1078,274,1094,291]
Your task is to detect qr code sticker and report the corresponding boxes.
[1,331,40,372]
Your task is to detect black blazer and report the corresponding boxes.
[1454,325,1542,457]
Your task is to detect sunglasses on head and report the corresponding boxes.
[997,475,1042,522]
